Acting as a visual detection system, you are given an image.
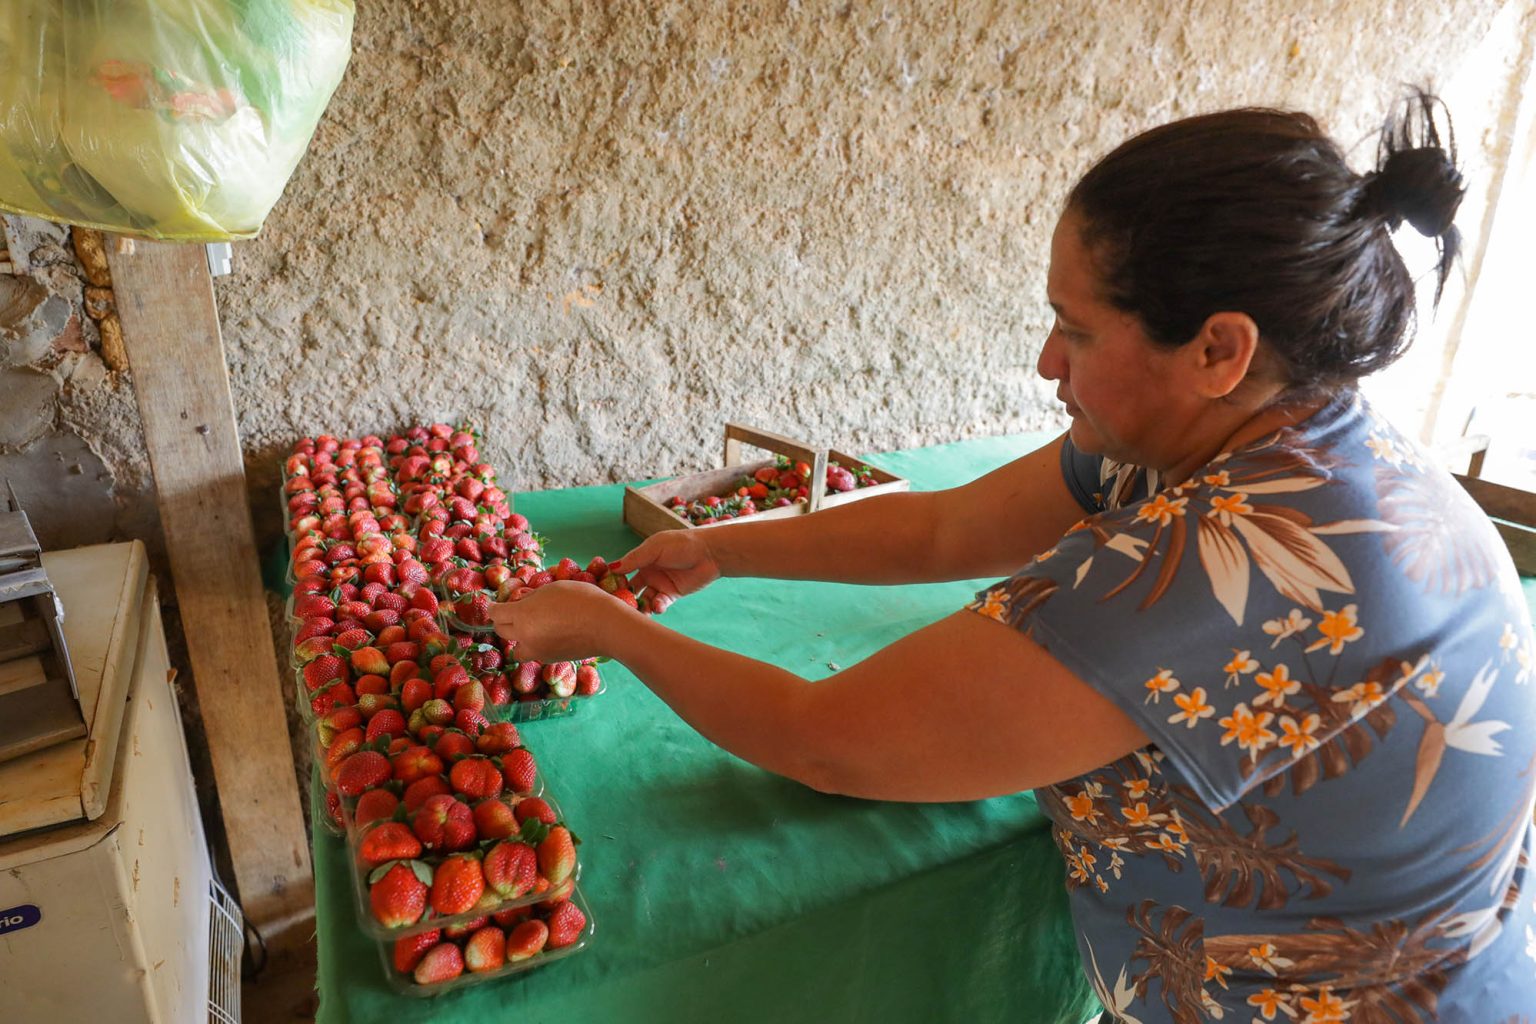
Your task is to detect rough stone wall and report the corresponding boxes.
[3,1,1527,552]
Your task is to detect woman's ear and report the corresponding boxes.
[1188,312,1260,399]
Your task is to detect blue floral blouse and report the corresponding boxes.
[970,391,1536,1023]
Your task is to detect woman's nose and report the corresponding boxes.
[1037,329,1065,382]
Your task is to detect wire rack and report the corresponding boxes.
[209,879,244,1024]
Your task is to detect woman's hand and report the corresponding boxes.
[488,582,642,663]
[618,529,723,605]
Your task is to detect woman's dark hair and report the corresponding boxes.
[1066,89,1465,388]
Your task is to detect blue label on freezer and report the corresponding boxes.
[0,904,40,934]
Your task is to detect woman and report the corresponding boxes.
[492,93,1536,1021]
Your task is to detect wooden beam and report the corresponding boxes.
[106,239,312,948]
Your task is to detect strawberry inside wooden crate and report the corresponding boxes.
[623,424,910,538]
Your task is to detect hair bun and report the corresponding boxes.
[1363,146,1464,237]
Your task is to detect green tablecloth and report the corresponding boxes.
[307,433,1100,1023]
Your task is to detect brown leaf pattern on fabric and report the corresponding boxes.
[1168,786,1351,910]
[1126,901,1208,1024]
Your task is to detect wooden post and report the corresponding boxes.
[106,239,312,949]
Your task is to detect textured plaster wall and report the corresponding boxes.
[3,1,1528,555]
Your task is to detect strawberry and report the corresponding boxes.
[506,920,549,961]
[410,588,440,615]
[390,745,443,785]
[513,796,556,825]
[442,914,489,941]
[390,659,422,688]
[309,681,356,717]
[537,877,575,910]
[454,538,483,564]
[575,664,602,695]
[433,663,471,699]
[335,750,391,796]
[430,854,485,916]
[541,662,577,698]
[293,635,338,664]
[454,708,488,737]
[375,624,407,648]
[449,757,503,800]
[463,926,506,973]
[397,559,429,587]
[421,698,455,726]
[392,929,441,974]
[294,616,337,644]
[412,942,464,985]
[353,788,400,829]
[453,680,487,713]
[472,798,519,841]
[401,677,432,713]
[365,709,407,743]
[413,793,476,851]
[334,627,371,651]
[323,727,364,775]
[483,841,539,899]
[354,673,389,696]
[493,906,533,928]
[433,730,476,761]
[383,641,420,665]
[500,748,538,795]
[363,562,397,588]
[545,900,586,949]
[368,861,429,928]
[338,599,373,622]
[293,593,337,618]
[476,721,521,756]
[359,821,423,867]
[403,775,452,812]
[459,591,492,626]
[528,570,555,589]
[317,705,363,746]
[350,646,390,677]
[537,826,576,886]
[485,674,512,705]
[419,537,453,564]
[355,692,400,719]
[364,609,401,634]
[511,661,542,695]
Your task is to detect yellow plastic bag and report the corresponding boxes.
[0,0,352,241]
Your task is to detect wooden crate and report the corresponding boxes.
[622,424,909,538]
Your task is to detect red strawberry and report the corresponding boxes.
[433,663,471,699]
[359,821,423,867]
[419,537,453,564]
[506,919,549,961]
[500,748,538,795]
[294,616,336,644]
[421,698,455,726]
[430,854,485,916]
[485,674,512,705]
[442,914,489,941]
[527,570,555,589]
[454,538,483,563]
[392,929,440,974]
[412,941,464,985]
[453,680,487,714]
[449,757,503,800]
[410,588,440,615]
[483,841,538,899]
[390,659,421,688]
[335,750,392,796]
[537,826,576,886]
[433,730,476,761]
[369,861,429,928]
[377,625,408,648]
[350,646,390,676]
[364,609,401,634]
[575,664,602,695]
[510,661,542,695]
[384,641,420,665]
[338,599,373,622]
[365,709,407,743]
[476,721,521,756]
[413,793,476,851]
[334,627,371,651]
[493,906,533,928]
[353,788,400,829]
[293,593,337,618]
[293,635,338,664]
[355,692,400,719]
[513,796,556,825]
[323,727,364,775]
[537,877,575,910]
[358,581,386,605]
[463,926,505,973]
[541,662,577,698]
[454,708,488,737]
[317,705,363,746]
[309,681,356,717]
[390,745,443,785]
[402,775,452,812]
[458,592,492,626]
[353,672,389,696]
[472,798,519,841]
[545,900,586,949]
[397,559,429,587]
[401,677,432,713]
